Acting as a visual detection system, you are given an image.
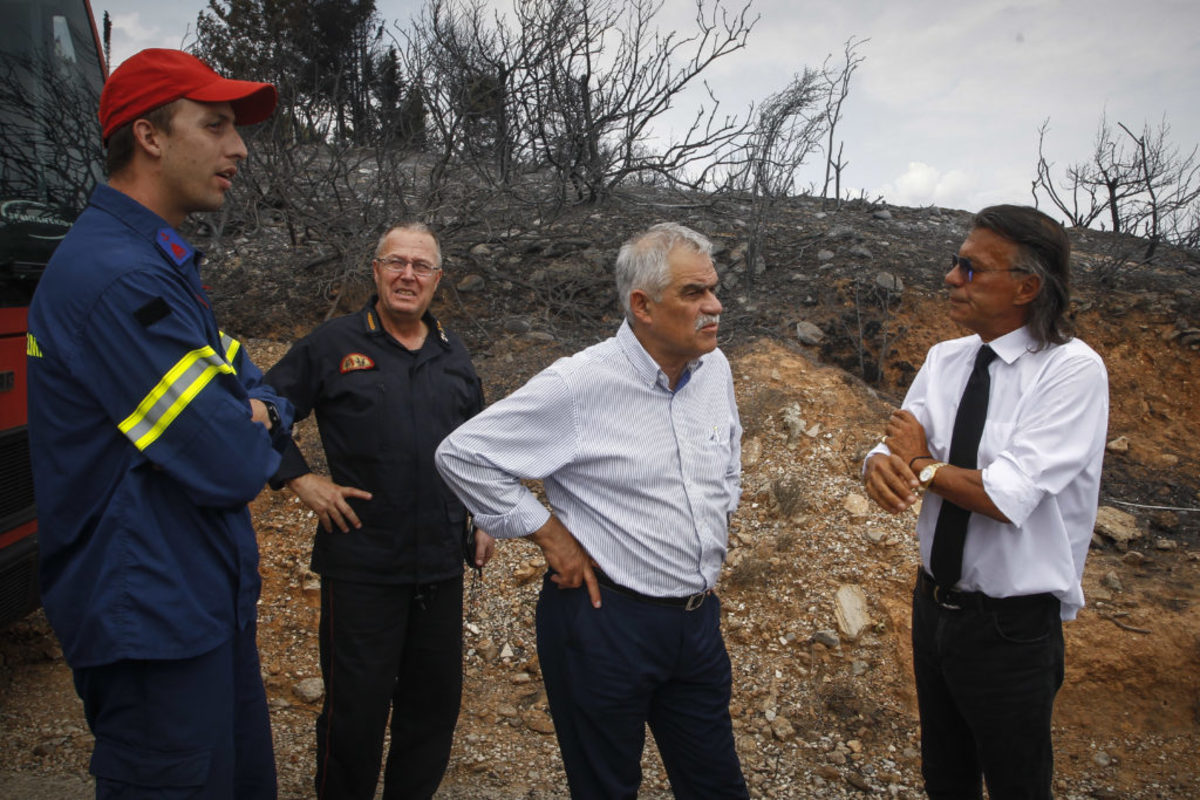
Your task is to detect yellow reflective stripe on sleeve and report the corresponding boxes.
[218,331,241,371]
[26,333,42,358]
[118,345,235,451]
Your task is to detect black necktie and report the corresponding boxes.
[930,344,997,587]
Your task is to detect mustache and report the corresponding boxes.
[695,314,720,331]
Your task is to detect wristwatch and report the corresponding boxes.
[263,401,282,431]
[918,461,948,490]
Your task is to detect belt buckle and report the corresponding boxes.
[685,592,707,612]
[932,585,962,611]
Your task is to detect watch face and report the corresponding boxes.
[920,464,936,483]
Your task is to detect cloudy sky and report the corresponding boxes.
[95,0,1200,214]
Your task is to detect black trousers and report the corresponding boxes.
[315,575,463,800]
[536,573,749,800]
[911,574,1065,800]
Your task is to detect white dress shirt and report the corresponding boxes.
[870,326,1108,620]
[436,321,742,597]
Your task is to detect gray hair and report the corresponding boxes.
[615,222,713,322]
[375,221,442,267]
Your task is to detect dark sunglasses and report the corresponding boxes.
[950,254,1028,283]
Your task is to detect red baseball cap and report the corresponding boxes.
[99,48,277,143]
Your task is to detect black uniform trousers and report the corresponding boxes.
[536,573,749,800]
[73,618,276,799]
[911,572,1064,800]
[315,574,463,800]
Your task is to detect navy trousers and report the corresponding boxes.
[314,575,463,800]
[73,619,276,799]
[536,573,749,800]
[911,578,1065,800]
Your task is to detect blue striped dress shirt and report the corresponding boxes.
[436,321,742,597]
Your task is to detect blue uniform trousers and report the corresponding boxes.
[912,576,1065,800]
[73,619,276,799]
[536,573,749,800]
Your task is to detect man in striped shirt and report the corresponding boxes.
[437,223,748,799]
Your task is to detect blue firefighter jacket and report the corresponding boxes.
[26,184,293,669]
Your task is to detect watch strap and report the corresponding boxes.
[264,401,281,430]
[920,461,949,490]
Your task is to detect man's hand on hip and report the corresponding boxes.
[286,473,373,533]
[473,529,497,569]
[528,516,602,608]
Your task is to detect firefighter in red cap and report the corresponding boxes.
[27,49,290,799]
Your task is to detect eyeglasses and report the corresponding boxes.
[373,257,440,277]
[949,254,1027,283]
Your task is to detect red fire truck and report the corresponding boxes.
[0,0,106,625]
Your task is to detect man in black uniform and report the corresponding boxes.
[266,222,492,800]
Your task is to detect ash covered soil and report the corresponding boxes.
[3,195,1199,799]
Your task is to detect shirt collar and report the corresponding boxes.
[616,320,706,390]
[90,184,197,270]
[361,296,450,350]
[982,325,1037,365]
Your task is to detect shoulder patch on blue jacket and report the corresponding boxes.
[135,297,171,327]
[156,228,193,266]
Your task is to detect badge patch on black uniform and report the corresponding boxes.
[134,297,171,327]
[340,353,376,373]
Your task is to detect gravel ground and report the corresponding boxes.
[3,338,1199,799]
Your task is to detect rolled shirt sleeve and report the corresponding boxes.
[436,323,741,597]
[893,329,1108,617]
[982,350,1110,527]
[436,368,576,539]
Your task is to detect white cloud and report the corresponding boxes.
[99,7,197,67]
[107,11,158,41]
[876,162,976,210]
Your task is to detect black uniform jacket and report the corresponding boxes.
[266,298,484,584]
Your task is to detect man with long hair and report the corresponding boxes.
[865,205,1109,799]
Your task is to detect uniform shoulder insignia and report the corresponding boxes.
[156,228,193,266]
[340,352,376,373]
[135,297,171,327]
